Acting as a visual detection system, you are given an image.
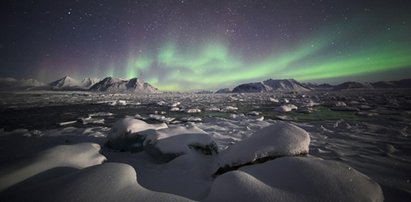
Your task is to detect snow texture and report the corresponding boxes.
[206,157,384,202]
[109,118,167,140]
[1,163,192,202]
[142,125,218,162]
[0,143,106,192]
[214,122,310,172]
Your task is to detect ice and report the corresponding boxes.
[223,106,238,112]
[275,104,298,112]
[180,116,202,122]
[247,111,261,116]
[170,101,181,107]
[213,122,310,174]
[205,106,221,112]
[1,90,411,201]
[109,100,127,106]
[205,157,383,202]
[89,112,114,117]
[58,120,77,126]
[170,107,181,111]
[269,97,279,103]
[186,108,202,113]
[78,116,105,125]
[148,114,175,123]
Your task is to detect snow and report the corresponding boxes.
[214,122,310,172]
[170,107,181,111]
[107,118,167,151]
[247,111,261,116]
[109,100,127,106]
[269,97,279,103]
[275,104,298,112]
[148,114,175,123]
[109,118,167,140]
[232,79,311,93]
[142,125,218,162]
[89,77,158,93]
[0,143,106,192]
[223,106,238,112]
[181,116,202,122]
[49,76,81,89]
[205,157,384,202]
[186,108,202,113]
[1,90,410,201]
[1,163,192,202]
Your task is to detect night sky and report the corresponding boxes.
[1,0,411,91]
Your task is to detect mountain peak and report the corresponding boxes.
[90,77,158,93]
[49,76,80,88]
[233,78,310,93]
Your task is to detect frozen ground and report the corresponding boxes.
[0,89,410,201]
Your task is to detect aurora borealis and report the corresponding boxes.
[1,0,411,91]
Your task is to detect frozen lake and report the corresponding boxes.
[1,90,410,201]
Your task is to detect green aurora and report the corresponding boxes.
[120,23,411,91]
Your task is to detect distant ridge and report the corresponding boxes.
[0,78,45,90]
[333,81,374,90]
[232,79,310,93]
[90,77,158,93]
[1,76,410,92]
[371,79,411,89]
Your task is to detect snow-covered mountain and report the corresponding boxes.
[371,79,411,89]
[232,79,311,93]
[81,77,100,88]
[49,76,81,89]
[303,82,334,90]
[333,82,374,90]
[0,77,45,90]
[89,77,158,93]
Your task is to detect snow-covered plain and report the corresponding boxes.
[1,89,411,201]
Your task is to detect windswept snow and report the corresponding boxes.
[142,125,218,162]
[205,157,384,202]
[0,143,106,192]
[214,122,310,173]
[1,162,193,202]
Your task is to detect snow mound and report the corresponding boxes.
[0,143,106,192]
[142,125,218,162]
[109,118,167,139]
[214,122,310,174]
[186,108,202,113]
[205,157,383,202]
[107,118,167,152]
[275,104,298,112]
[1,163,192,202]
